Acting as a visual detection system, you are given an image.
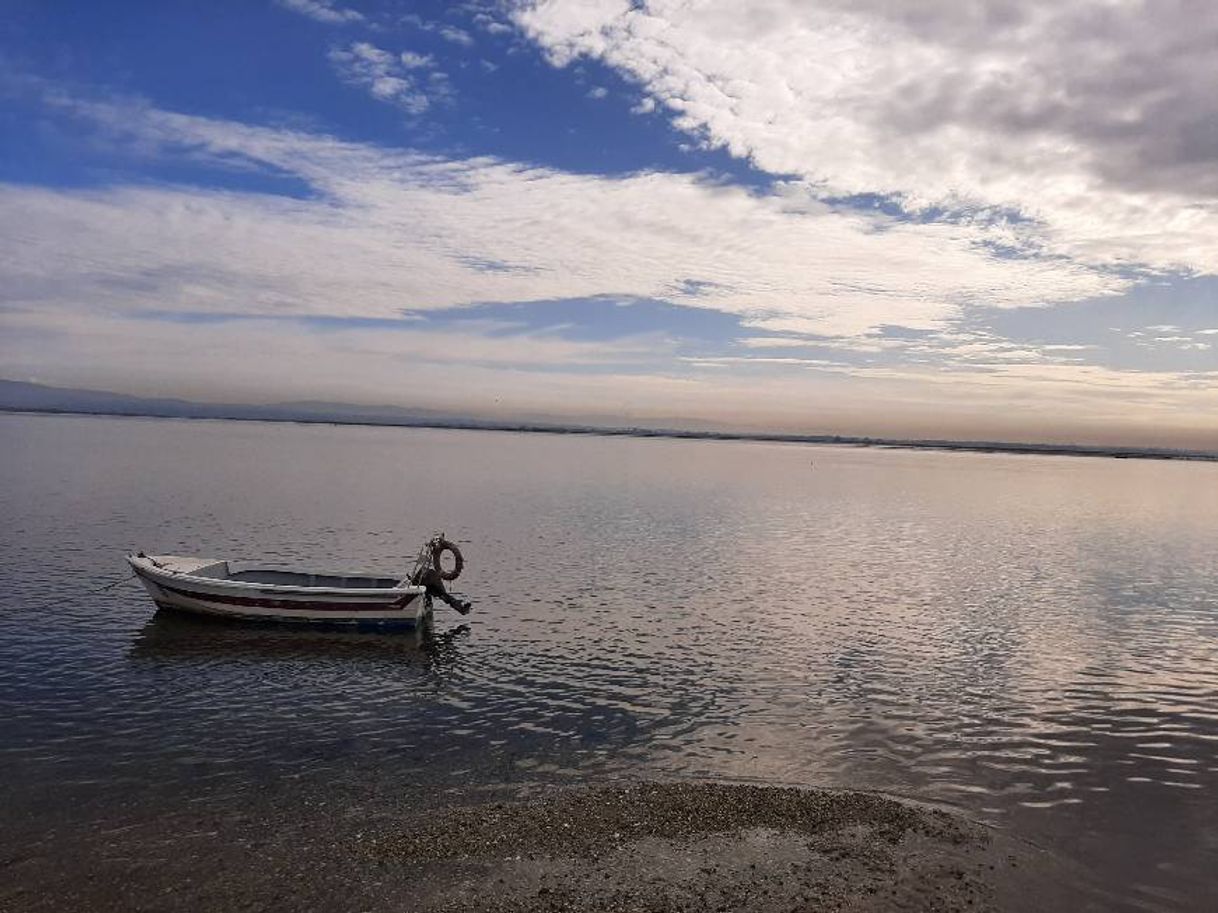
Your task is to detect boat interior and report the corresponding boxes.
[230,569,402,589]
[187,561,404,589]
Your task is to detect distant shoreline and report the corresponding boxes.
[5,405,1217,465]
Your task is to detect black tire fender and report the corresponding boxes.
[431,538,464,581]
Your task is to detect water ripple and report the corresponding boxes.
[2,414,1217,910]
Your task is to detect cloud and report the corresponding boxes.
[6,305,1215,446]
[327,41,450,114]
[439,25,475,46]
[398,51,434,69]
[275,0,363,25]
[739,337,831,350]
[0,307,693,414]
[6,97,1122,339]
[513,0,1218,277]
[5,92,1214,447]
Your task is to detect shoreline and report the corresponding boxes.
[2,780,1100,912]
[5,406,1217,465]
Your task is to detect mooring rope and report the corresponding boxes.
[12,570,139,615]
[91,571,138,594]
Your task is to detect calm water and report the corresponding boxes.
[2,413,1217,910]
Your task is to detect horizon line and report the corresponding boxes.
[3,379,1215,465]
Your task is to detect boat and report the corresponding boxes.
[127,535,469,626]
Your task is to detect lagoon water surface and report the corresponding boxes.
[2,413,1217,911]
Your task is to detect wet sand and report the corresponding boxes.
[3,781,1099,912]
[377,782,1093,912]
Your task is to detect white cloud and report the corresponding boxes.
[275,0,363,25]
[328,42,449,114]
[398,51,434,69]
[513,0,1218,277]
[680,355,844,367]
[5,98,1122,340]
[439,25,475,46]
[738,337,827,349]
[6,94,1216,447]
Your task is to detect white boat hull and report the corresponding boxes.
[128,554,432,626]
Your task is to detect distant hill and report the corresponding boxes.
[0,378,201,416]
[0,379,479,427]
[2,378,1215,463]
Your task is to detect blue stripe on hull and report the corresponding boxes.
[152,600,425,628]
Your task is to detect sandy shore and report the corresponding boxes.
[3,781,1097,912]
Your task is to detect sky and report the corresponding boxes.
[1,0,1216,448]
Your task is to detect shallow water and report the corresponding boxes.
[2,413,1216,910]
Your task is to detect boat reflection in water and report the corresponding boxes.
[129,608,470,669]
